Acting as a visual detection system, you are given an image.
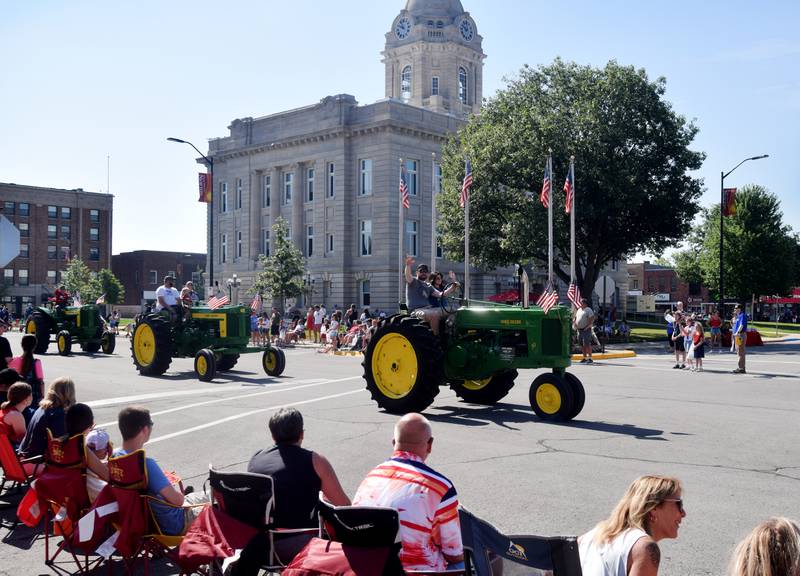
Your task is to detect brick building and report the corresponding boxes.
[0,182,113,317]
[627,261,709,311]
[111,250,206,306]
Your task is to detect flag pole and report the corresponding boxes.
[547,151,554,287]
[399,158,405,306]
[464,161,470,302]
[570,156,576,283]
[431,152,437,272]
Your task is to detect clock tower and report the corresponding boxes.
[383,0,485,117]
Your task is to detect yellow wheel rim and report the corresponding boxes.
[462,377,492,391]
[371,333,418,399]
[58,335,67,352]
[265,351,277,372]
[536,383,562,415]
[134,324,156,366]
[26,321,36,334]
[196,355,208,375]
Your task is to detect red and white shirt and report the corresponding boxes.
[353,451,462,571]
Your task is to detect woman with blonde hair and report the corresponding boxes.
[18,377,76,459]
[731,517,800,576]
[579,475,686,576]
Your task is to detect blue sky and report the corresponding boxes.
[1,0,797,256]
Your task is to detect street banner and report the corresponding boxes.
[723,187,737,216]
[198,173,212,203]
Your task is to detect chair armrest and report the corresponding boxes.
[20,455,44,464]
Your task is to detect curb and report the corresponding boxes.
[571,351,636,361]
[332,350,364,357]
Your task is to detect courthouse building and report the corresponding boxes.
[205,0,518,311]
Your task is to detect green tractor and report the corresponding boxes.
[362,295,585,422]
[130,304,286,382]
[25,305,116,356]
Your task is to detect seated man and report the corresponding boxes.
[54,285,70,309]
[353,413,463,572]
[232,407,350,575]
[113,406,207,535]
[154,275,181,321]
[404,257,459,335]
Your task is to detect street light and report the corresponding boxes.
[719,154,768,314]
[167,137,215,291]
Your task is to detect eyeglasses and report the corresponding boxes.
[663,498,684,513]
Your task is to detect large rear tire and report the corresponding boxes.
[362,315,442,414]
[449,370,517,405]
[529,372,575,422]
[26,312,51,354]
[131,317,172,376]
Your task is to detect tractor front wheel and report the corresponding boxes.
[101,331,116,355]
[450,370,517,405]
[563,372,586,420]
[362,315,442,414]
[131,317,172,376]
[529,372,575,421]
[26,313,51,354]
[56,330,72,356]
[195,349,217,382]
[262,348,285,377]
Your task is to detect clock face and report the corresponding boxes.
[459,19,474,42]
[395,17,412,40]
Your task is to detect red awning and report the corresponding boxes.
[487,290,539,302]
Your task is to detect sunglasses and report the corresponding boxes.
[663,498,684,513]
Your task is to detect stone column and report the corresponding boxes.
[293,164,304,254]
[270,167,280,227]
[249,171,260,265]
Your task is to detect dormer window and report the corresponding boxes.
[401,66,412,102]
[436,20,444,28]
[427,20,434,27]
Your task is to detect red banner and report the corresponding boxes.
[723,187,737,217]
[198,173,212,203]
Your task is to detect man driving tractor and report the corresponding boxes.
[404,256,460,335]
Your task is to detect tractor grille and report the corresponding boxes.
[227,316,241,338]
[541,319,563,356]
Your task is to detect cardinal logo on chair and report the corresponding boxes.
[50,444,64,463]
[507,541,528,561]
[110,466,125,482]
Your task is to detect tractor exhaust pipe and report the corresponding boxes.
[520,266,530,309]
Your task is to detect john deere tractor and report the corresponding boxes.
[362,297,585,422]
[130,304,285,382]
[25,305,116,356]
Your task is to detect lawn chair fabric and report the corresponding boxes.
[283,537,400,576]
[176,504,258,571]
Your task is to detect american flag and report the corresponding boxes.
[539,288,559,315]
[400,165,410,209]
[567,281,581,309]
[540,160,551,208]
[250,293,262,312]
[460,159,473,209]
[564,161,575,214]
[73,291,82,307]
[207,294,230,310]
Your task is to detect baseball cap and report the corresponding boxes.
[86,428,110,451]
[416,264,429,272]
[164,275,175,283]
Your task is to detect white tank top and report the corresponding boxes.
[579,527,648,576]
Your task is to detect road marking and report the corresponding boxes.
[145,388,364,445]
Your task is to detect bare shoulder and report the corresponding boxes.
[631,535,661,571]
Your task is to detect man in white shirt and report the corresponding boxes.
[155,275,181,319]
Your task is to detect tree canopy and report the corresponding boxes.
[674,185,797,302]
[252,217,305,309]
[437,59,705,296]
[62,259,125,305]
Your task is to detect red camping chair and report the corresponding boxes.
[0,432,43,530]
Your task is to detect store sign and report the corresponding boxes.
[654,293,670,302]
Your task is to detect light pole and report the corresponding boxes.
[719,154,768,314]
[167,137,215,292]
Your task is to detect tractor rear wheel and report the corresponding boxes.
[262,348,285,376]
[101,331,116,355]
[131,317,172,376]
[362,315,442,414]
[217,354,240,371]
[449,370,517,405]
[195,349,217,382]
[529,372,575,421]
[26,313,51,354]
[56,330,72,356]
[563,372,586,420]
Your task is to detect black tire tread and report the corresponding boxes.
[29,312,51,354]
[216,354,240,371]
[449,370,517,405]
[131,316,172,376]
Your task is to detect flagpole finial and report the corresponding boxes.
[548,148,553,155]
[570,155,575,161]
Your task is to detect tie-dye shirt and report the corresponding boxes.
[353,451,462,571]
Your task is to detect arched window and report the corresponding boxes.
[401,66,412,102]
[458,67,468,104]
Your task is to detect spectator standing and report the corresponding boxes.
[692,322,705,372]
[575,298,596,364]
[9,334,45,416]
[312,305,324,344]
[269,307,281,345]
[730,517,800,576]
[684,317,696,371]
[732,304,747,374]
[19,377,76,459]
[671,313,686,369]
[305,307,315,342]
[709,310,722,353]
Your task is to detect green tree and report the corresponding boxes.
[674,185,796,302]
[252,217,305,309]
[88,269,125,305]
[438,59,705,297]
[61,258,93,297]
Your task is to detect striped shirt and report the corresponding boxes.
[353,451,462,571]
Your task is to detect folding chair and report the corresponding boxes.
[458,507,582,576]
[0,432,43,530]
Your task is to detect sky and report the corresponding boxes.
[1,0,798,257]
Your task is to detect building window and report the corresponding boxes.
[48,205,57,219]
[89,247,100,261]
[405,159,418,196]
[285,223,292,241]
[306,168,315,202]
[48,225,57,239]
[633,279,639,290]
[89,227,99,241]
[672,278,679,292]
[401,65,412,102]
[18,203,29,217]
[19,244,28,258]
[262,175,271,208]
[236,231,243,259]
[47,270,56,284]
[61,207,71,220]
[3,270,12,285]
[434,162,442,193]
[235,178,243,210]
[284,173,293,204]
[360,280,371,307]
[168,270,176,280]
[405,220,418,256]
[262,229,270,257]
[90,209,99,222]
[18,269,28,286]
[220,182,228,213]
[48,245,57,260]
[658,279,665,292]
[326,233,334,254]
[61,225,71,241]
[459,67,468,104]
[359,159,373,196]
[436,236,443,259]
[3,201,14,215]
[327,163,335,198]
[149,270,158,285]
[61,246,70,262]
[18,222,28,237]
[431,76,439,96]
[360,220,372,256]
[306,225,314,257]
[221,234,227,263]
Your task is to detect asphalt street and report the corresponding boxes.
[1,330,798,575]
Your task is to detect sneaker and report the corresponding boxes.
[732,368,746,374]
[587,359,594,364]
[698,367,704,372]
[689,367,696,372]
[680,364,686,369]
[672,363,681,369]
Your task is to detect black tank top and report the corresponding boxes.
[247,444,321,528]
